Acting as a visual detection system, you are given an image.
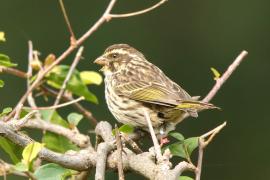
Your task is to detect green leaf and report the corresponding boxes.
[167,142,186,158]
[119,124,134,134]
[34,163,73,180]
[13,162,28,172]
[0,32,6,42]
[112,124,134,135]
[169,132,185,141]
[183,137,199,156]
[40,110,79,153]
[46,65,98,103]
[80,71,103,85]
[22,142,44,166]
[0,137,22,163]
[0,54,17,67]
[39,110,68,127]
[167,137,199,159]
[179,176,194,180]
[42,132,79,153]
[210,67,221,80]
[0,79,4,88]
[0,107,12,117]
[67,112,83,127]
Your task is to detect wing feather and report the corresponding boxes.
[115,81,182,106]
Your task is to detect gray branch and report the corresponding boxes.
[0,120,193,179]
[23,118,90,148]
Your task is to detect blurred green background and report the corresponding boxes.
[1,0,270,179]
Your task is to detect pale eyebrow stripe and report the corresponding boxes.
[104,49,130,56]
[104,49,139,59]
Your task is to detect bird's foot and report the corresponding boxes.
[160,137,170,147]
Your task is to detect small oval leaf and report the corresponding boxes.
[169,132,185,141]
[119,124,134,134]
[0,54,17,67]
[22,142,44,166]
[34,163,73,180]
[0,107,12,117]
[0,32,6,42]
[184,137,199,156]
[179,176,194,180]
[46,65,98,103]
[210,67,221,80]
[167,142,186,158]
[67,112,83,127]
[0,80,4,88]
[80,71,103,85]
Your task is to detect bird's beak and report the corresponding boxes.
[94,56,108,72]
[94,56,107,66]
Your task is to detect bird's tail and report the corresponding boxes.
[176,100,220,117]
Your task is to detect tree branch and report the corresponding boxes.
[95,121,115,180]
[0,66,28,79]
[110,0,167,18]
[59,0,76,45]
[0,120,223,179]
[30,96,85,110]
[203,50,248,102]
[115,126,125,180]
[23,118,91,148]
[195,122,227,180]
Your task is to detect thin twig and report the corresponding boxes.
[200,122,227,140]
[0,66,28,78]
[203,50,248,102]
[8,111,37,130]
[195,138,204,180]
[143,109,162,161]
[115,125,125,180]
[27,41,38,108]
[24,171,37,180]
[30,96,85,110]
[13,103,23,120]
[59,0,77,45]
[27,41,33,81]
[110,0,167,18]
[195,122,227,180]
[54,46,84,106]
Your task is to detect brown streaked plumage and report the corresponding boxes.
[94,44,218,135]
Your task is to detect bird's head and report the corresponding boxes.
[94,44,146,75]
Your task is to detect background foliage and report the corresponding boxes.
[0,0,269,179]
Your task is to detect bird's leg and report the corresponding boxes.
[159,126,170,147]
[159,137,170,147]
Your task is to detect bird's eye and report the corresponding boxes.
[112,53,118,58]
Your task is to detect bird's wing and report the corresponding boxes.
[114,80,218,113]
[114,81,181,107]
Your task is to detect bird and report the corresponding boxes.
[94,44,218,137]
